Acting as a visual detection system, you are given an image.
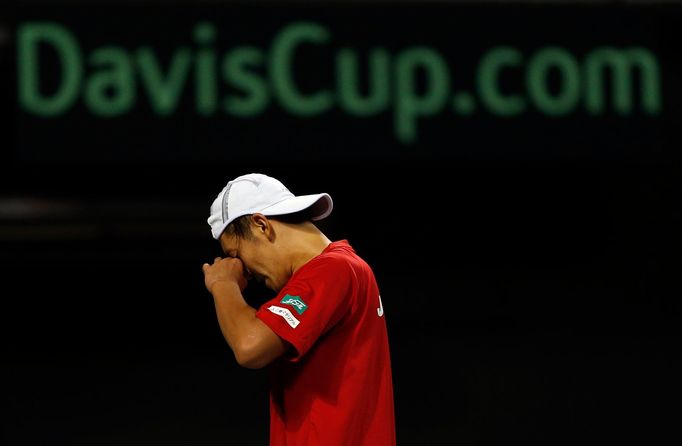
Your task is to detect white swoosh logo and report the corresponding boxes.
[377,295,384,317]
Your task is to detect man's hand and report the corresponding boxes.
[202,257,249,294]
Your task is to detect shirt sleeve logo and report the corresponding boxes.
[280,294,308,315]
[267,306,300,328]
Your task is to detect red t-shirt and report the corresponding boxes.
[255,240,396,446]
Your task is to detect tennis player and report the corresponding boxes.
[202,173,396,445]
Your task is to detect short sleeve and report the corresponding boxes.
[255,256,354,361]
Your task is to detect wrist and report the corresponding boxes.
[210,280,242,297]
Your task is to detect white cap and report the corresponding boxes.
[207,173,333,240]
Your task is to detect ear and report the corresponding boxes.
[251,213,274,240]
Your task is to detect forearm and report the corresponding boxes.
[210,281,260,355]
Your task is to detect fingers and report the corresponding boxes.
[204,256,241,273]
[205,256,222,271]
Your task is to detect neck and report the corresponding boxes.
[283,221,332,275]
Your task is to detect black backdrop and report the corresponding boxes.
[3,1,682,445]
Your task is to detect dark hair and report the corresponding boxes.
[224,215,255,240]
[224,209,314,240]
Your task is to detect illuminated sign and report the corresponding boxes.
[18,21,661,144]
[6,3,681,161]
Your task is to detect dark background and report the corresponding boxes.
[3,1,682,445]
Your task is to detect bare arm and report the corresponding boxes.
[203,258,288,369]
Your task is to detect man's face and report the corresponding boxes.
[219,218,287,292]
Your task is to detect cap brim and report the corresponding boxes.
[260,193,333,221]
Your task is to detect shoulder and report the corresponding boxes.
[306,248,356,277]
[292,242,359,281]
[315,242,375,283]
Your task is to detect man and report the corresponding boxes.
[202,173,396,446]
